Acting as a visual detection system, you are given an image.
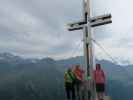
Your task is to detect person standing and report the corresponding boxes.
[94,64,105,100]
[73,65,84,100]
[64,68,76,100]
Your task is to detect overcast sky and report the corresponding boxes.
[0,0,133,64]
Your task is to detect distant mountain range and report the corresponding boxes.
[0,52,132,100]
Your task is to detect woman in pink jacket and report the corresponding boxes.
[94,64,105,100]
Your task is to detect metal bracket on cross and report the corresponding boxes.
[90,14,112,27]
[67,14,112,31]
[67,20,86,31]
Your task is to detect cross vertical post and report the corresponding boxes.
[83,0,96,100]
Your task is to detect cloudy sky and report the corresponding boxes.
[0,0,133,63]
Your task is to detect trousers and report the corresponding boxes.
[65,82,75,100]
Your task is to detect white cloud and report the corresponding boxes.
[0,0,133,63]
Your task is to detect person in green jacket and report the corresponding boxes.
[64,68,76,100]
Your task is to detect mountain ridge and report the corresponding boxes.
[0,52,132,100]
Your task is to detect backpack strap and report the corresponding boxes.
[68,72,75,81]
